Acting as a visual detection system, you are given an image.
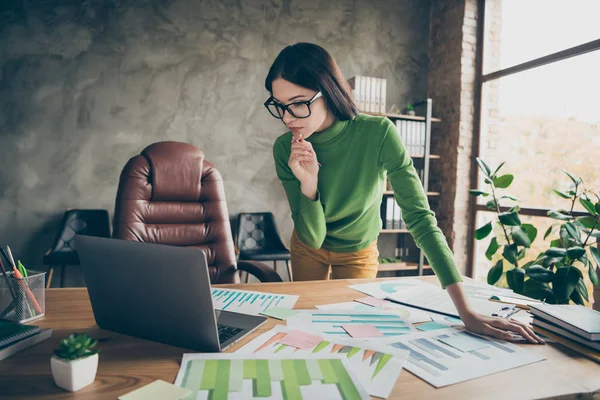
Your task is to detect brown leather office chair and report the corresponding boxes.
[112,141,282,283]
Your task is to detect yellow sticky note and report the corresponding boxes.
[118,379,191,400]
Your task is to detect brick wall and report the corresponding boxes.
[427,0,481,275]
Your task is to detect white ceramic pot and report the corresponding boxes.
[51,353,98,392]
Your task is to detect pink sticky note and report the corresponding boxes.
[355,297,391,308]
[342,324,384,338]
[277,330,323,349]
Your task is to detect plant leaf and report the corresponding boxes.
[553,189,571,199]
[545,247,567,258]
[469,190,489,197]
[485,238,499,261]
[503,244,518,265]
[596,202,600,215]
[512,227,531,248]
[590,247,600,270]
[494,174,514,189]
[526,265,554,283]
[564,171,582,185]
[486,200,498,210]
[570,286,585,305]
[522,279,555,303]
[566,246,586,261]
[564,222,581,243]
[506,268,525,294]
[487,259,503,285]
[492,161,506,178]
[577,277,589,302]
[498,211,521,226]
[475,221,493,240]
[521,223,538,243]
[477,158,491,178]
[544,225,555,240]
[576,216,598,229]
[553,266,582,303]
[509,205,521,213]
[580,198,597,215]
[499,195,520,202]
[588,258,599,286]
[548,210,571,221]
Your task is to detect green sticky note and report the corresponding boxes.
[415,321,448,331]
[259,307,298,320]
[118,380,191,400]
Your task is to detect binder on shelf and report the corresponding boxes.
[386,196,394,229]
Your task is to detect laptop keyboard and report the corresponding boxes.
[217,324,243,344]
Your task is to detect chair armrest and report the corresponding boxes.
[237,260,283,283]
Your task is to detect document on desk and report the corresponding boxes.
[174,353,371,400]
[235,325,409,399]
[376,327,545,387]
[211,288,298,316]
[315,300,432,324]
[348,278,432,299]
[286,309,416,338]
[385,284,504,318]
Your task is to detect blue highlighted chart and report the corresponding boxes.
[211,289,298,316]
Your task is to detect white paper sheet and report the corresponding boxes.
[235,325,409,399]
[210,288,298,316]
[375,327,545,387]
[315,300,432,324]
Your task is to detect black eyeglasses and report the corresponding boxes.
[264,91,323,119]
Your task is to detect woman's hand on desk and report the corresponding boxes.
[461,312,545,344]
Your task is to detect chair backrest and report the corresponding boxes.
[112,141,239,284]
[50,209,111,254]
[236,212,286,253]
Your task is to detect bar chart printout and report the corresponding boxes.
[378,327,545,387]
[236,325,409,399]
[285,310,415,338]
[211,288,299,316]
[174,354,370,400]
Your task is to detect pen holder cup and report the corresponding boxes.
[0,271,46,323]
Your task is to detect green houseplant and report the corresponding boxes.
[51,333,99,392]
[471,162,600,305]
[469,158,537,294]
[524,172,600,304]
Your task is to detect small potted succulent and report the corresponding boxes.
[51,333,99,392]
[404,103,415,116]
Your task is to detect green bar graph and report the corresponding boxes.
[281,360,301,400]
[293,360,312,385]
[254,360,272,397]
[199,359,218,390]
[179,357,365,399]
[330,359,362,400]
[213,359,230,400]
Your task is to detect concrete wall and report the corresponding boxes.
[0,0,432,283]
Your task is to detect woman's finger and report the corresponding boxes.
[508,319,545,344]
[481,323,513,341]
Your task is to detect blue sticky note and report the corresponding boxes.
[415,321,448,331]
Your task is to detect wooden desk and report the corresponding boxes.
[1,278,599,399]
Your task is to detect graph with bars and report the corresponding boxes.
[176,356,369,400]
[286,310,414,337]
[235,325,409,399]
[384,327,544,387]
[211,288,298,316]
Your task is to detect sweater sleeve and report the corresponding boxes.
[273,138,327,249]
[379,121,462,288]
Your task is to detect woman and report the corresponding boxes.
[265,42,542,344]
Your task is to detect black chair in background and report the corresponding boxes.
[43,209,111,287]
[235,212,293,281]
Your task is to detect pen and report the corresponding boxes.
[6,245,16,268]
[292,136,322,167]
[0,246,14,268]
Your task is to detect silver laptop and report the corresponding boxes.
[75,235,266,352]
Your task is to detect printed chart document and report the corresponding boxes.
[236,325,409,399]
[349,278,431,299]
[315,300,432,324]
[375,327,545,387]
[385,284,504,318]
[286,310,416,338]
[211,288,298,316]
[174,353,371,400]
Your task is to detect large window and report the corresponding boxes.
[473,1,600,281]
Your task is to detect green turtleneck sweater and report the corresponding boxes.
[273,113,462,288]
